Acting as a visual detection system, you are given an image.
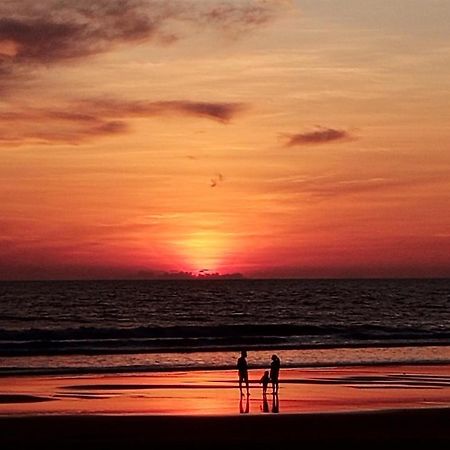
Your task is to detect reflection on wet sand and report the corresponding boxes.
[272,393,279,413]
[239,393,249,414]
[1,365,450,416]
[260,392,279,413]
[262,393,269,412]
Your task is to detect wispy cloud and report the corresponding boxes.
[285,127,351,147]
[0,99,244,146]
[198,0,290,31]
[265,174,445,199]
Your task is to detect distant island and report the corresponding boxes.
[136,270,245,280]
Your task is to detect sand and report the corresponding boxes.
[0,364,449,446]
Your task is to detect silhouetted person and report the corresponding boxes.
[239,392,250,413]
[237,350,249,395]
[272,392,279,413]
[259,370,270,394]
[270,354,281,394]
[261,392,269,413]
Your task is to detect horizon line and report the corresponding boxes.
[1,276,449,282]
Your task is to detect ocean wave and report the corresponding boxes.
[2,323,449,340]
[0,323,449,357]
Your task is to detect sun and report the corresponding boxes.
[175,231,231,273]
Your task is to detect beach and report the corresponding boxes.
[1,363,449,446]
[1,280,449,446]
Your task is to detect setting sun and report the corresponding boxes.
[174,231,232,273]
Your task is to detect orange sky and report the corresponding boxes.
[1,0,449,279]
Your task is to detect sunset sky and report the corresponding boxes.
[1,0,449,279]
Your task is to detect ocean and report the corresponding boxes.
[0,279,449,375]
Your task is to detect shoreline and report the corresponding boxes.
[2,344,449,378]
[2,357,450,378]
[3,339,450,355]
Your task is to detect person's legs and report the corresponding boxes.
[239,373,249,394]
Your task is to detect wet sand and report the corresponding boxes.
[0,364,449,445]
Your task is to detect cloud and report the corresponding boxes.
[169,101,240,123]
[0,108,128,145]
[198,0,289,31]
[0,1,279,145]
[82,99,245,123]
[265,175,444,199]
[0,99,244,146]
[0,1,289,79]
[0,1,176,64]
[285,127,351,147]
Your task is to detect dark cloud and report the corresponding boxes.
[0,0,288,72]
[167,101,241,123]
[0,17,89,63]
[82,99,245,123]
[285,127,351,147]
[0,1,166,65]
[0,99,244,146]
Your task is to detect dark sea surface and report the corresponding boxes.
[0,279,449,374]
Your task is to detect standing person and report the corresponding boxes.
[270,354,281,394]
[237,350,249,395]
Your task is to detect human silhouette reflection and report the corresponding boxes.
[239,393,250,413]
[261,393,269,412]
[272,392,279,413]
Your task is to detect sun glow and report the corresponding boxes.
[175,231,232,273]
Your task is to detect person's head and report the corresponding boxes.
[271,354,278,361]
[241,350,247,358]
[264,370,269,377]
